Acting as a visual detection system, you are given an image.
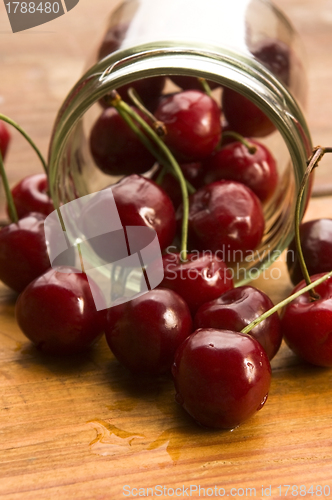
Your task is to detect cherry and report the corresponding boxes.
[182,180,265,260]
[281,274,332,367]
[80,175,176,254]
[0,213,51,293]
[194,286,282,360]
[154,90,222,161]
[203,139,278,203]
[97,23,128,60]
[157,252,233,315]
[222,87,275,137]
[252,39,291,86]
[105,288,193,375]
[169,75,219,91]
[287,219,332,285]
[0,120,11,160]
[89,106,156,176]
[172,328,271,429]
[16,267,105,355]
[152,161,204,208]
[8,173,53,220]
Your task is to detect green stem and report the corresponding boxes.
[127,87,166,137]
[109,92,190,261]
[0,115,47,174]
[198,78,212,97]
[241,269,332,335]
[222,131,257,154]
[0,149,18,223]
[294,146,332,300]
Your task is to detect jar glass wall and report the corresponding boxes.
[48,0,312,283]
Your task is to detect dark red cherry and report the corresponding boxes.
[286,219,332,286]
[89,107,156,176]
[252,39,291,86]
[157,252,233,314]
[0,120,11,160]
[9,173,54,220]
[203,139,278,203]
[194,286,282,360]
[169,75,219,91]
[105,288,193,375]
[152,161,204,208]
[172,328,271,429]
[281,274,332,367]
[154,90,222,161]
[80,175,176,254]
[16,267,105,355]
[0,213,50,293]
[182,180,265,260]
[97,23,128,60]
[222,87,275,137]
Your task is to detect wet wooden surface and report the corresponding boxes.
[1,0,332,499]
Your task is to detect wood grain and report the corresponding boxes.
[1,1,332,499]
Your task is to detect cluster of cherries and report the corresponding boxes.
[0,36,332,430]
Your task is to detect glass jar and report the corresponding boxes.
[47,0,312,284]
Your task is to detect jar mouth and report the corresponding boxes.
[48,43,312,283]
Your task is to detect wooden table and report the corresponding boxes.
[1,1,332,498]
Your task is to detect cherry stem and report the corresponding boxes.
[0,115,47,174]
[0,149,18,223]
[109,91,189,261]
[222,131,257,154]
[241,269,332,335]
[198,78,212,97]
[127,87,167,137]
[294,146,332,300]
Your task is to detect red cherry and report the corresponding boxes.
[80,175,176,254]
[0,213,50,293]
[194,286,282,360]
[154,90,222,161]
[0,121,11,160]
[203,139,278,203]
[182,180,265,260]
[9,173,54,220]
[97,23,128,60]
[287,219,332,285]
[105,288,193,375]
[172,328,271,429]
[16,267,105,355]
[222,87,275,137]
[89,107,156,176]
[281,274,332,367]
[157,252,233,315]
[252,39,291,86]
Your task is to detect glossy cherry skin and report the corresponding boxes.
[154,90,222,161]
[203,140,278,203]
[252,39,291,86]
[281,274,332,367]
[9,173,54,220]
[16,267,105,355]
[0,213,50,293]
[89,107,156,176]
[172,328,271,429]
[286,219,332,285]
[81,175,176,253]
[105,288,193,375]
[194,286,282,360]
[157,252,233,315]
[152,162,204,208]
[182,180,265,260]
[0,120,11,160]
[222,87,275,137]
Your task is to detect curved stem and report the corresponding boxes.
[294,146,332,299]
[198,78,212,97]
[109,92,189,261]
[127,87,166,137]
[241,269,332,335]
[0,149,18,223]
[0,115,47,174]
[222,131,257,154]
